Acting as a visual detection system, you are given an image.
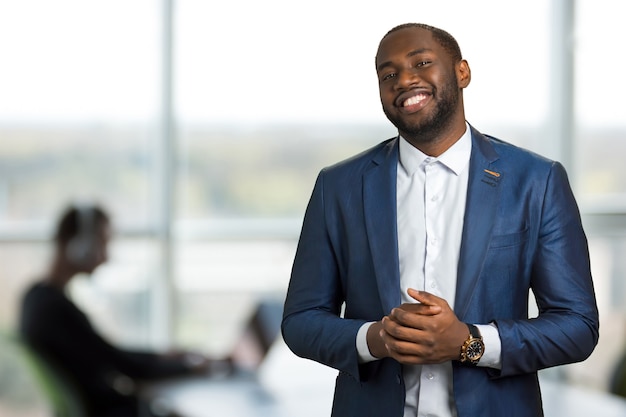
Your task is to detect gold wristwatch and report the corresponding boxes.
[459,323,485,365]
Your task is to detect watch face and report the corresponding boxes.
[467,340,484,361]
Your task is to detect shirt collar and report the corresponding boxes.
[399,122,472,176]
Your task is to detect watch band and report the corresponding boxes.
[467,323,481,339]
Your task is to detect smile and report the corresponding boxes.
[403,92,429,107]
[395,90,432,113]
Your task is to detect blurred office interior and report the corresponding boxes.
[1,0,626,416]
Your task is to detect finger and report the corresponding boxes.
[388,308,437,331]
[379,327,434,364]
[393,302,439,317]
[383,336,427,356]
[382,315,428,340]
[407,289,443,312]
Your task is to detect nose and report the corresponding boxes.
[395,68,420,90]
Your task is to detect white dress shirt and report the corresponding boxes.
[356,124,501,417]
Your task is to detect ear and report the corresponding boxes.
[456,59,471,88]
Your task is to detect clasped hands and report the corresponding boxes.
[366,288,468,364]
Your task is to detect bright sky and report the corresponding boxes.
[0,0,623,127]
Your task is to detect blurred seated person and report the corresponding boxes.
[19,204,229,417]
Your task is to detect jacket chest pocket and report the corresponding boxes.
[488,226,529,249]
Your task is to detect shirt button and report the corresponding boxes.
[430,281,437,289]
[426,373,435,380]
[431,194,439,202]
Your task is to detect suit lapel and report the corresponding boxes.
[363,139,402,314]
[454,127,503,318]
[362,130,502,316]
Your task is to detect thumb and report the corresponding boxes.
[407,288,443,312]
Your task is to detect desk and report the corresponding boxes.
[146,343,626,417]
[541,378,626,417]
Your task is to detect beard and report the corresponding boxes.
[383,72,460,144]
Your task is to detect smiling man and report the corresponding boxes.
[376,24,468,157]
[281,23,599,417]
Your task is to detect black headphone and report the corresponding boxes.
[65,205,99,266]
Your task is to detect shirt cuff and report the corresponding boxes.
[356,321,378,363]
[476,322,502,369]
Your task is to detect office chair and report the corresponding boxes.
[6,332,87,417]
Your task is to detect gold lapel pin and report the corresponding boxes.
[483,169,501,178]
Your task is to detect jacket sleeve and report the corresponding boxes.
[495,161,599,376]
[282,170,367,380]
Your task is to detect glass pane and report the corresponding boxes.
[575,0,626,203]
[563,232,626,389]
[174,0,551,220]
[174,239,294,353]
[0,126,159,229]
[0,0,163,352]
[0,0,160,227]
[177,125,389,218]
[0,242,49,331]
[572,1,626,390]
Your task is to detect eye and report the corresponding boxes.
[381,72,397,82]
[416,60,431,67]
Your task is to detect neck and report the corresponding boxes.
[401,107,467,157]
[402,129,463,157]
[43,256,78,289]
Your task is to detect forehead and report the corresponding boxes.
[376,27,445,67]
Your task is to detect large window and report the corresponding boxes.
[576,0,626,201]
[0,1,162,342]
[568,0,626,388]
[1,0,624,414]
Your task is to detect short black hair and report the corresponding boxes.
[54,204,109,245]
[380,23,463,62]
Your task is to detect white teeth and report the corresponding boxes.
[403,94,427,107]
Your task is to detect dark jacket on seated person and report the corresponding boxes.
[19,281,192,417]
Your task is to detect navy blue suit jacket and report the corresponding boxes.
[282,126,599,417]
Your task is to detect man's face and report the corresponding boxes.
[375,27,467,144]
[79,222,111,274]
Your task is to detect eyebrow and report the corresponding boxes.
[376,48,433,72]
